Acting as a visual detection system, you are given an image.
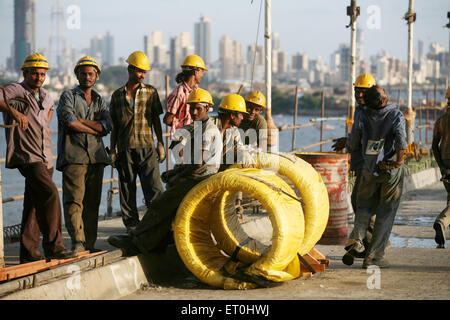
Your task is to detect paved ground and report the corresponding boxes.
[3,181,449,301]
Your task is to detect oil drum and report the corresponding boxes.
[296,152,349,245]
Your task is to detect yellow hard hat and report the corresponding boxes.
[245,90,266,108]
[446,86,450,99]
[187,88,214,106]
[181,54,208,71]
[354,74,376,88]
[219,94,248,114]
[126,51,151,71]
[21,53,50,70]
[74,56,102,75]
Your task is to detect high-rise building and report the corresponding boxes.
[89,32,115,66]
[291,52,309,71]
[194,16,212,65]
[219,35,243,81]
[170,32,195,80]
[14,0,36,73]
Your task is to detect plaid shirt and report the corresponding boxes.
[110,83,163,152]
[166,82,197,138]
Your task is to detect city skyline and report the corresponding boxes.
[0,0,448,71]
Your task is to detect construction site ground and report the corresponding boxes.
[1,176,449,302]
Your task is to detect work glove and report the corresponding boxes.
[378,160,402,171]
[157,141,166,163]
[332,137,347,152]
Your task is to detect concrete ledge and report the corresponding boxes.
[1,254,149,300]
[403,167,442,193]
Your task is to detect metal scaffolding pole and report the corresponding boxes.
[264,0,278,151]
[346,0,359,135]
[404,0,416,144]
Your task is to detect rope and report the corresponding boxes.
[250,0,264,90]
[0,85,31,129]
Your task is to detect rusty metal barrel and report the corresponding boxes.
[296,152,349,245]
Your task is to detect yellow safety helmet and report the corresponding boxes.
[126,51,151,71]
[219,94,248,114]
[74,56,102,75]
[187,88,214,106]
[446,86,450,99]
[245,90,266,109]
[181,54,208,71]
[354,73,376,88]
[21,53,50,70]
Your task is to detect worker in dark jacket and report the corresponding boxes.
[343,85,407,268]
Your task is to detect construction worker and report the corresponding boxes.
[0,53,76,262]
[344,85,407,269]
[107,88,220,255]
[332,73,378,265]
[239,90,268,151]
[109,51,166,234]
[431,86,450,248]
[56,56,112,253]
[164,54,208,138]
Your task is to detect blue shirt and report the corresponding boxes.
[348,104,407,175]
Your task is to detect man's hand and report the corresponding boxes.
[109,149,117,168]
[378,160,402,171]
[157,141,166,163]
[10,108,28,130]
[332,137,347,152]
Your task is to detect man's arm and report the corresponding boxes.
[432,119,446,174]
[0,91,28,130]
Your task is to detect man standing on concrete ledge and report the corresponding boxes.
[431,86,450,248]
[109,51,166,235]
[343,85,407,269]
[0,53,77,263]
[56,56,112,253]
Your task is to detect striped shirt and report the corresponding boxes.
[433,110,450,160]
[166,82,197,138]
[110,83,163,152]
[1,82,54,169]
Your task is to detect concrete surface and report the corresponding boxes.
[1,167,449,301]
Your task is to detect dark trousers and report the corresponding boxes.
[133,176,207,254]
[116,147,163,229]
[18,163,65,262]
[62,164,105,249]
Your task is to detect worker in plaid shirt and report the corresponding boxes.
[109,51,166,234]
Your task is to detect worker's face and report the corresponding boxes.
[230,111,244,127]
[189,103,209,122]
[76,66,98,89]
[23,68,47,90]
[354,87,367,106]
[128,66,147,84]
[245,102,263,121]
[194,69,204,84]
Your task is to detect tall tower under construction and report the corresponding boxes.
[14,0,36,73]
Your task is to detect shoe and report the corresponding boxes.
[362,257,390,269]
[72,242,86,253]
[20,255,44,264]
[107,235,140,256]
[86,247,104,253]
[46,249,78,260]
[342,242,365,266]
[433,222,446,247]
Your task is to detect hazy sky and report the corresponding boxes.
[0,0,449,68]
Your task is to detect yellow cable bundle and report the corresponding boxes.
[172,168,304,289]
[211,152,329,264]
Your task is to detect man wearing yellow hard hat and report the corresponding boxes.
[239,90,268,151]
[56,56,112,253]
[108,88,221,255]
[331,73,378,266]
[432,86,450,248]
[109,51,165,234]
[164,54,208,138]
[0,53,77,262]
